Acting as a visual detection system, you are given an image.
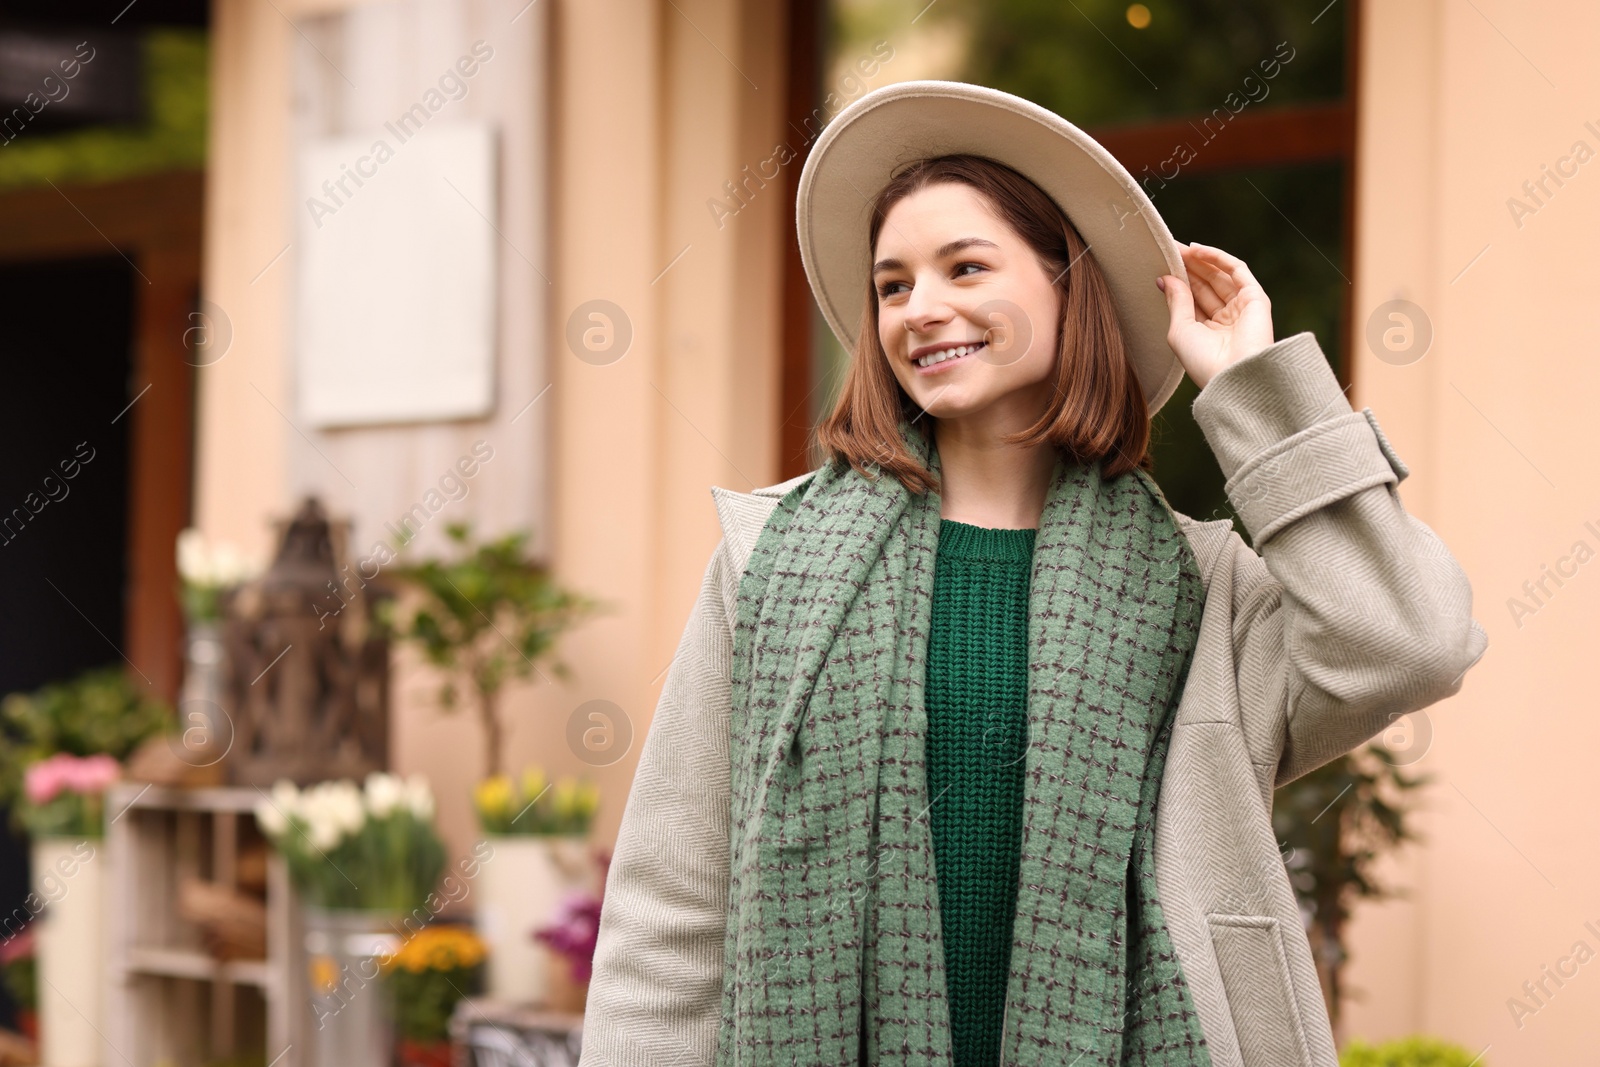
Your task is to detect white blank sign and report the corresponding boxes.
[296,121,497,427]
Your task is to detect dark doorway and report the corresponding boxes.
[0,254,134,688]
[0,253,135,1029]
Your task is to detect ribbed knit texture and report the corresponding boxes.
[925,518,1036,1067]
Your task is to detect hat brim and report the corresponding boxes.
[795,80,1189,415]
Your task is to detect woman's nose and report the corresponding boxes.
[903,282,953,335]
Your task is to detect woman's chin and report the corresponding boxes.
[906,381,992,419]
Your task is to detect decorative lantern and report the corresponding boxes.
[221,496,391,786]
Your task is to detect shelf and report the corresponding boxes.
[105,785,305,1065]
[125,945,270,987]
[109,782,266,815]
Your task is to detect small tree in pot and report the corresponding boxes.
[378,523,602,778]
[1273,738,1431,1036]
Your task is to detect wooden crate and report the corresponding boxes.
[104,783,308,1066]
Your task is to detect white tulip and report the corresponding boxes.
[175,527,264,587]
[177,528,209,583]
[404,774,435,821]
[214,543,245,585]
[327,781,365,833]
[270,779,301,818]
[296,795,323,834]
[299,783,342,838]
[254,799,287,837]
[307,813,342,852]
[364,772,404,817]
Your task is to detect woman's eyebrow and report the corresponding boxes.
[872,236,1000,276]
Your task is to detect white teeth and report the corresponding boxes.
[915,341,985,367]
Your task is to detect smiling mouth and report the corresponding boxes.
[914,340,987,369]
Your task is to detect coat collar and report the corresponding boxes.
[716,425,1238,594]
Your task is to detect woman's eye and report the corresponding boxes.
[876,263,986,299]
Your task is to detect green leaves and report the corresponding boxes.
[0,666,173,818]
[384,526,596,680]
[1340,1035,1485,1067]
[378,523,604,777]
[1273,744,1429,908]
[1273,742,1432,1026]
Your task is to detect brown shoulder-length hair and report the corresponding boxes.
[811,153,1152,496]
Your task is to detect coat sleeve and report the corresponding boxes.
[1189,330,1489,788]
[579,538,734,1067]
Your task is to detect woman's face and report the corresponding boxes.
[872,181,1062,426]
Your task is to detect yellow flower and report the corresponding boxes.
[551,778,599,823]
[383,925,487,974]
[575,779,600,817]
[474,775,515,818]
[551,779,576,818]
[309,954,340,994]
[519,767,548,806]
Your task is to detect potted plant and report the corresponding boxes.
[0,924,37,1043]
[19,753,120,836]
[174,528,263,762]
[16,753,119,1067]
[1273,742,1430,1036]
[381,924,486,1067]
[0,667,170,1067]
[254,773,446,1067]
[532,849,610,1013]
[472,768,602,1003]
[176,527,263,628]
[1340,1035,1485,1066]
[0,667,172,821]
[377,522,602,779]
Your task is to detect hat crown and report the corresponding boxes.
[796,79,1187,415]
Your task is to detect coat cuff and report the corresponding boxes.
[1190,331,1410,544]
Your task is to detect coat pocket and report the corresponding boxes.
[1205,914,1314,1067]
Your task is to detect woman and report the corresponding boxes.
[580,82,1485,1067]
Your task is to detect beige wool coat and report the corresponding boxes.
[578,331,1489,1067]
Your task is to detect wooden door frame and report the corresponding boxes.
[0,170,203,701]
[779,0,825,478]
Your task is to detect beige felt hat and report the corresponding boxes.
[795,79,1189,414]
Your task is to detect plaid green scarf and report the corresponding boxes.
[715,416,1212,1066]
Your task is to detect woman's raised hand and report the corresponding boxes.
[1156,242,1276,391]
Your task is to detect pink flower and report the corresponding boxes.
[533,889,603,982]
[65,754,120,793]
[24,757,67,805]
[23,753,120,804]
[0,925,34,965]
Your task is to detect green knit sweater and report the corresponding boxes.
[924,517,1036,1067]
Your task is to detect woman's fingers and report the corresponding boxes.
[1183,259,1228,319]
[1158,270,1197,330]
[1186,242,1265,299]
[1182,246,1237,301]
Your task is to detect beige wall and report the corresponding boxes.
[1344,1,1600,1061]
[200,0,789,864]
